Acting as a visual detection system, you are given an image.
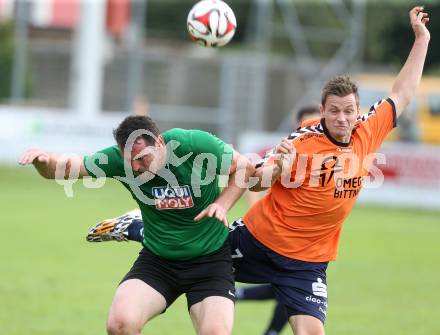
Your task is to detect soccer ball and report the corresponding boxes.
[187,0,237,48]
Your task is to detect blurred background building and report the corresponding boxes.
[0,0,439,209]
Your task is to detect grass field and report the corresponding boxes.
[1,165,439,335]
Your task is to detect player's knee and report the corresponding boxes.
[106,314,142,335]
[293,325,325,335]
[289,315,325,335]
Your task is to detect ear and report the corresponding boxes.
[319,104,325,117]
[156,135,165,147]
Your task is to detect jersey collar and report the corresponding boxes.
[321,118,351,147]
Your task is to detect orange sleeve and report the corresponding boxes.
[255,147,276,169]
[298,117,321,129]
[358,98,397,152]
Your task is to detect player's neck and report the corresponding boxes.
[334,134,351,143]
[321,119,351,147]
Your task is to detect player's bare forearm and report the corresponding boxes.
[18,149,88,180]
[215,152,255,209]
[249,165,282,192]
[194,152,254,226]
[250,138,294,192]
[391,37,429,115]
[33,154,59,179]
[215,171,249,211]
[390,6,430,116]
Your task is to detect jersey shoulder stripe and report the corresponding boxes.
[357,98,397,127]
[287,123,324,140]
[255,124,323,168]
[358,99,385,122]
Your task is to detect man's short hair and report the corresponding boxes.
[113,115,160,148]
[321,75,359,107]
[296,104,320,123]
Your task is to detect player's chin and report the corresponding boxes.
[333,129,349,139]
[331,127,344,134]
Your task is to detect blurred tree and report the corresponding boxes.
[0,21,32,102]
[0,22,14,101]
[382,3,439,73]
[363,2,395,64]
[364,2,439,72]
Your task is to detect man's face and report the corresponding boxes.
[123,137,166,176]
[320,94,359,143]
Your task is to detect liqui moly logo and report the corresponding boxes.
[152,185,194,210]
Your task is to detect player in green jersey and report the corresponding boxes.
[19,115,254,335]
[87,104,322,335]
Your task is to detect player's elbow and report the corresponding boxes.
[248,170,269,192]
[36,167,56,180]
[231,154,255,182]
[40,172,54,180]
[249,184,268,192]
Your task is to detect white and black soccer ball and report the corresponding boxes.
[187,0,237,48]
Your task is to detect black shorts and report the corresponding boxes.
[121,242,235,310]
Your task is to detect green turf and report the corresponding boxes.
[1,166,439,334]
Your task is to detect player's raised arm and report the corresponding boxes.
[389,6,430,117]
[18,148,89,179]
[195,150,255,227]
[250,138,295,192]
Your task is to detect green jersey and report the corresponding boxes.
[83,128,234,260]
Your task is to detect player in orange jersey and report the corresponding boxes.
[236,105,321,335]
[231,6,430,334]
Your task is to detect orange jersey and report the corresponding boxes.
[244,98,396,262]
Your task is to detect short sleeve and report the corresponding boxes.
[297,117,321,129]
[189,130,234,175]
[83,145,124,178]
[358,98,397,152]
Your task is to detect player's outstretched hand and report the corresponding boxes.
[194,203,228,227]
[410,6,430,40]
[18,148,50,166]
